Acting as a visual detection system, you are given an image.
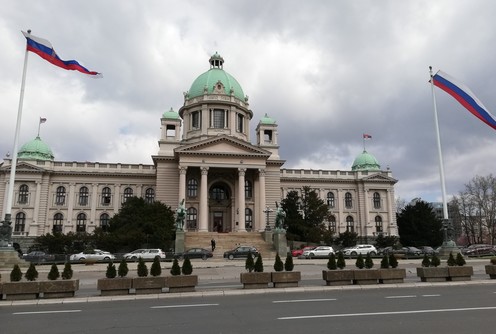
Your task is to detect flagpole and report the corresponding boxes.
[3,30,31,227]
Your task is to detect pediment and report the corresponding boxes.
[0,161,48,173]
[361,173,397,183]
[175,135,270,157]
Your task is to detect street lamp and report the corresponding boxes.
[263,206,273,231]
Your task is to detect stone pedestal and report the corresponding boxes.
[273,230,288,256]
[175,231,185,254]
[437,241,461,258]
[0,248,28,269]
[262,230,273,243]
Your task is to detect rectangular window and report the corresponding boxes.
[211,109,226,128]
[191,111,201,129]
[237,113,244,133]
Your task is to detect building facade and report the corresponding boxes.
[0,53,398,246]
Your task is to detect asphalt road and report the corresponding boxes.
[2,284,496,334]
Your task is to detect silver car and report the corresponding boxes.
[70,249,115,261]
[342,244,377,256]
[123,248,166,261]
[303,246,334,259]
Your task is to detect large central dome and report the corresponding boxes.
[188,52,245,101]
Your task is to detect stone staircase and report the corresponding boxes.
[184,232,276,259]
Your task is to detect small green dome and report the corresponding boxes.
[18,136,54,161]
[351,150,380,171]
[162,107,180,119]
[187,52,245,101]
[260,113,276,125]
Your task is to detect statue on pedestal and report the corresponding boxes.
[175,199,186,231]
[0,220,13,248]
[274,201,286,231]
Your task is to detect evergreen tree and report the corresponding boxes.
[150,256,162,276]
[431,254,441,267]
[397,200,443,247]
[47,263,60,280]
[327,253,337,270]
[447,252,456,266]
[118,259,129,277]
[355,254,365,269]
[388,253,399,268]
[336,231,359,248]
[380,254,389,269]
[284,253,294,271]
[170,258,181,276]
[245,252,255,272]
[273,254,284,272]
[10,264,22,282]
[25,263,38,281]
[421,253,431,267]
[254,253,264,272]
[182,257,193,275]
[456,253,466,266]
[364,252,374,269]
[62,262,73,279]
[137,257,148,277]
[336,252,346,269]
[106,262,117,278]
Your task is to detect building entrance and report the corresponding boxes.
[213,211,224,232]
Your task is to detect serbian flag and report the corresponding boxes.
[22,31,102,77]
[432,70,496,130]
[363,133,372,139]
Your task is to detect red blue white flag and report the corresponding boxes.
[22,31,102,77]
[432,70,496,130]
[363,133,372,139]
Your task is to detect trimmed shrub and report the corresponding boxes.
[254,253,264,272]
[182,257,193,275]
[355,254,365,269]
[273,254,284,272]
[421,253,431,267]
[364,253,374,269]
[25,263,39,281]
[327,253,337,270]
[447,252,456,266]
[490,257,496,265]
[431,254,441,267]
[48,263,60,280]
[150,256,162,277]
[284,253,294,272]
[456,253,466,266]
[245,252,255,272]
[10,264,22,282]
[336,252,346,269]
[389,253,398,268]
[106,262,117,278]
[380,254,389,269]
[118,259,129,277]
[170,258,181,276]
[62,262,73,280]
[137,257,148,277]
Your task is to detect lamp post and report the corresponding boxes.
[263,206,273,231]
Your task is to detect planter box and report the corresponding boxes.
[271,271,301,288]
[40,279,79,298]
[353,269,380,285]
[416,267,449,282]
[240,272,271,289]
[447,266,473,281]
[132,276,165,294]
[485,265,496,279]
[97,278,132,296]
[322,270,354,286]
[378,268,406,284]
[3,281,40,300]
[165,275,198,293]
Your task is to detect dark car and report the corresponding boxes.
[419,246,436,255]
[224,246,259,260]
[402,246,423,256]
[174,248,213,260]
[462,244,496,257]
[22,251,55,263]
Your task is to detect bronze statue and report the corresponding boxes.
[0,220,13,248]
[274,201,286,230]
[175,199,186,231]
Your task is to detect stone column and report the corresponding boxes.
[178,166,187,204]
[199,167,209,232]
[237,168,246,232]
[258,169,266,231]
[364,188,370,239]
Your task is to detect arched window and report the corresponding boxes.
[101,187,112,206]
[245,180,253,199]
[100,213,110,231]
[245,208,253,230]
[76,213,86,232]
[79,186,89,206]
[55,186,66,205]
[210,185,228,200]
[187,207,197,230]
[145,188,155,204]
[187,179,198,197]
[328,215,336,232]
[15,212,26,232]
[345,192,353,209]
[123,187,133,203]
[373,192,381,209]
[53,213,63,233]
[375,216,383,233]
[18,184,29,204]
[346,215,354,233]
[327,192,335,209]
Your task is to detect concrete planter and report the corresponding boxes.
[240,272,271,289]
[3,281,40,300]
[132,276,165,294]
[485,265,496,279]
[97,278,132,296]
[416,267,449,282]
[39,279,79,298]
[271,271,301,288]
[353,269,380,285]
[165,275,198,293]
[447,266,473,281]
[378,268,406,284]
[322,270,354,286]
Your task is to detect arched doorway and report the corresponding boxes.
[208,182,233,232]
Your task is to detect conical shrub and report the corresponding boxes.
[182,257,193,275]
[273,254,284,272]
[48,263,60,280]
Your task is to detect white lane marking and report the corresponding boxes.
[278,306,496,320]
[385,295,416,299]
[151,303,219,309]
[273,298,337,304]
[13,310,82,315]
[422,294,441,297]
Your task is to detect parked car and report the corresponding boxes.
[291,246,317,257]
[303,246,334,259]
[401,246,423,256]
[22,251,55,263]
[224,246,259,260]
[342,244,377,256]
[70,249,115,262]
[123,248,167,261]
[419,246,437,255]
[462,244,496,257]
[174,248,213,260]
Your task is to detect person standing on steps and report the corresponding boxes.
[211,238,216,252]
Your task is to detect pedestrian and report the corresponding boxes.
[211,238,216,252]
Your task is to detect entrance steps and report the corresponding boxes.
[184,232,276,259]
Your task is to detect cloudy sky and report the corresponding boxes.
[1,0,495,204]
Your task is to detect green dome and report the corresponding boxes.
[260,113,276,125]
[162,107,180,119]
[188,52,245,101]
[18,136,54,161]
[351,150,380,171]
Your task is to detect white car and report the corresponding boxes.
[303,246,334,259]
[123,248,166,261]
[342,244,377,256]
[70,249,115,261]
